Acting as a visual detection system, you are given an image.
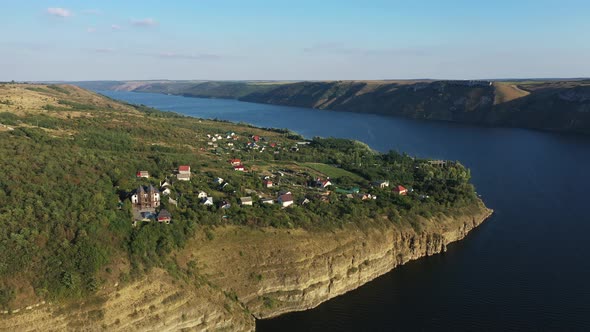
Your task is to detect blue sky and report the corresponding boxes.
[1,0,589,81]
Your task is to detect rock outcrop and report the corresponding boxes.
[187,203,493,320]
[0,203,492,331]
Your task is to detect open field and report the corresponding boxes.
[302,162,366,181]
[493,82,530,104]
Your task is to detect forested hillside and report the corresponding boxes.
[0,83,481,311]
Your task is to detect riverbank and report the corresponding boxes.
[74,80,590,135]
[0,202,492,331]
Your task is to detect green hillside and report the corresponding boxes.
[0,83,480,310]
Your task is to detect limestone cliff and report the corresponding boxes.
[186,202,493,320]
[0,203,491,331]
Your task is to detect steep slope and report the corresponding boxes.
[0,204,491,331]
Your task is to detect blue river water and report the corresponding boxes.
[100,91,590,331]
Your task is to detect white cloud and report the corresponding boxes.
[130,18,158,27]
[111,24,122,30]
[87,27,97,33]
[46,7,72,18]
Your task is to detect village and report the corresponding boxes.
[123,131,428,226]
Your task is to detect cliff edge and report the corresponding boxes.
[0,202,491,331]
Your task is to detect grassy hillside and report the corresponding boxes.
[0,83,480,311]
[493,82,530,104]
[77,79,590,134]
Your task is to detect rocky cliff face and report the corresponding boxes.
[0,269,254,331]
[188,203,493,320]
[0,204,491,331]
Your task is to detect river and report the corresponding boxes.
[100,91,590,331]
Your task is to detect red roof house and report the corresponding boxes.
[229,159,242,166]
[252,135,260,142]
[263,180,273,188]
[136,170,150,178]
[234,164,245,171]
[178,165,191,174]
[393,185,408,195]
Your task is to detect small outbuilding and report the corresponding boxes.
[136,170,150,178]
[240,197,253,206]
[157,209,172,224]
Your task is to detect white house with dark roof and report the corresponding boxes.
[278,193,294,207]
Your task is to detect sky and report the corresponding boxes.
[1,0,589,81]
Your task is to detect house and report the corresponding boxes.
[234,165,245,172]
[219,200,231,209]
[213,177,224,185]
[168,197,178,206]
[131,185,160,209]
[300,198,311,205]
[131,185,160,208]
[358,193,371,200]
[202,197,214,206]
[263,180,273,188]
[240,197,253,206]
[252,135,260,142]
[197,191,208,199]
[161,187,172,196]
[178,165,191,174]
[270,143,277,148]
[372,180,389,188]
[261,198,274,204]
[393,185,408,195]
[346,194,355,199]
[157,209,172,223]
[278,193,294,207]
[177,173,191,181]
[136,170,150,178]
[160,180,171,188]
[229,159,241,166]
[316,178,332,189]
[428,160,447,167]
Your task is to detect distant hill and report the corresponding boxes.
[74,79,590,134]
